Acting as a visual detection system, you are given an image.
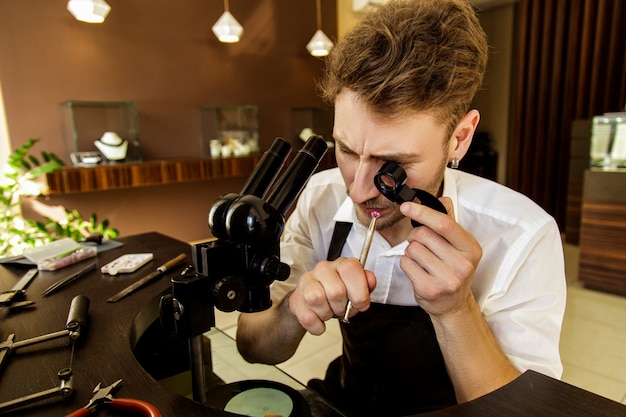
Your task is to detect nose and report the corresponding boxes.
[350,160,381,203]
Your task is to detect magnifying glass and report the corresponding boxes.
[374,162,447,227]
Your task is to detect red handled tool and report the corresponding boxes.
[66,379,161,417]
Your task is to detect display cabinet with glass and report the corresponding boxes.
[60,100,142,165]
[290,106,334,145]
[590,113,626,170]
[200,105,259,158]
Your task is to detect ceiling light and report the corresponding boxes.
[67,0,111,24]
[212,0,243,43]
[307,30,334,57]
[307,0,333,57]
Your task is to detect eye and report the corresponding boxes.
[337,144,356,156]
[380,158,404,167]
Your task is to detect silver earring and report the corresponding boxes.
[451,158,460,169]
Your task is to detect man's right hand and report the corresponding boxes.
[287,257,377,335]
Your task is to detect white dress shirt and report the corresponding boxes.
[272,167,566,378]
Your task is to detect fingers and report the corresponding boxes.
[290,258,373,334]
[400,198,480,258]
[337,258,373,311]
[398,198,482,316]
[288,288,327,335]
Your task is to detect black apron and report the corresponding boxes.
[307,222,457,417]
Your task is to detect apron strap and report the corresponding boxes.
[309,221,457,416]
[327,221,352,261]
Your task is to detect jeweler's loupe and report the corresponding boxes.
[374,162,447,227]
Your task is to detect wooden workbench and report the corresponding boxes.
[1,232,624,416]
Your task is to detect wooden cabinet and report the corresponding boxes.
[578,170,626,296]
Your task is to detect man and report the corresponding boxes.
[236,0,566,415]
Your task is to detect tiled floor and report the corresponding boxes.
[560,243,626,404]
[211,241,626,405]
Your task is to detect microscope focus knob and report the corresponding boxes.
[252,256,290,282]
[265,259,290,282]
[212,276,246,312]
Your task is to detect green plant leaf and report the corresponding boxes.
[1,138,119,256]
[28,161,62,178]
[27,155,40,166]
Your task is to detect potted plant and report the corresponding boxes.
[0,138,118,257]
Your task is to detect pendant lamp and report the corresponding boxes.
[212,0,244,43]
[307,0,334,56]
[67,0,111,24]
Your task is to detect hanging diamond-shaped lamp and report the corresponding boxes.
[67,0,111,24]
[212,10,243,43]
[307,0,333,57]
[307,29,334,57]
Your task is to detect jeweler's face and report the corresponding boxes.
[333,90,450,235]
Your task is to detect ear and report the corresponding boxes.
[447,109,480,162]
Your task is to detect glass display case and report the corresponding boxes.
[290,106,334,145]
[60,100,142,165]
[200,105,259,158]
[590,112,626,169]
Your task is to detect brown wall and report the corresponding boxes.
[0,0,337,243]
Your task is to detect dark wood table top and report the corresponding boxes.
[0,232,226,416]
[1,231,624,416]
[423,370,626,417]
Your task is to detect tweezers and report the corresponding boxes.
[42,262,97,297]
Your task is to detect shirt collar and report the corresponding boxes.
[442,168,459,222]
[333,197,356,223]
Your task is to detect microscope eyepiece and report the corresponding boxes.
[266,135,328,216]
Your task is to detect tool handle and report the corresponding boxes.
[157,253,186,272]
[66,295,90,329]
[113,398,162,417]
[0,385,62,413]
[65,408,90,417]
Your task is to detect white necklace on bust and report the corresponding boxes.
[94,132,128,161]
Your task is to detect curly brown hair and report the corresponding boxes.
[319,0,488,139]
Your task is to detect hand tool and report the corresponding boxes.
[341,211,379,323]
[0,296,88,412]
[0,268,38,305]
[0,368,74,412]
[42,262,97,296]
[66,379,161,417]
[0,300,36,317]
[0,295,89,375]
[106,253,186,303]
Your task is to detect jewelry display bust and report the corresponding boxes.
[94,132,128,162]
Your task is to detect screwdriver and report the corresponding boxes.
[341,210,379,323]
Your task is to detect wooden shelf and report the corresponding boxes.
[44,155,261,195]
[44,148,337,195]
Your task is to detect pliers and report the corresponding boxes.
[66,379,161,417]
